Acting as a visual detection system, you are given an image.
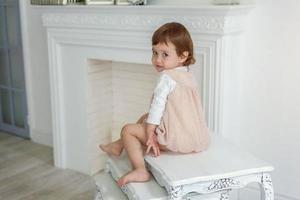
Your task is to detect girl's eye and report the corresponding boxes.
[152,51,158,56]
[162,53,169,57]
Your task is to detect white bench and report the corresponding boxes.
[94,171,127,200]
[95,136,274,200]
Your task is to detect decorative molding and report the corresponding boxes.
[208,178,240,191]
[43,14,226,32]
[42,5,253,34]
[47,32,66,169]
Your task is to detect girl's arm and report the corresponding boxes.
[145,73,176,156]
[146,73,176,125]
[136,113,148,124]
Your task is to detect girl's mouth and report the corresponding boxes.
[156,65,164,69]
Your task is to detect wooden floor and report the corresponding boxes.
[0,132,96,200]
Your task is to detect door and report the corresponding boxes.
[0,0,29,138]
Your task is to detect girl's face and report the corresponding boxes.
[152,42,187,72]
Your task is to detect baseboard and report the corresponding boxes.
[30,128,53,147]
[238,186,300,200]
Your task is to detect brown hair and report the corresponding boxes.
[152,22,195,66]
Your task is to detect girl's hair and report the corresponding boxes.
[152,22,196,66]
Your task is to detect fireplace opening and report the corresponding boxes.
[86,59,157,173]
[86,58,208,174]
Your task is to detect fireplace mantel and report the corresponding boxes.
[43,5,253,34]
[43,5,253,175]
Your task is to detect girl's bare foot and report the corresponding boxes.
[117,168,151,187]
[99,141,123,156]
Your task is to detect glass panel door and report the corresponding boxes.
[0,0,29,138]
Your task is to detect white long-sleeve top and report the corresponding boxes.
[146,66,189,125]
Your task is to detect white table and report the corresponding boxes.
[95,136,274,200]
[145,136,274,200]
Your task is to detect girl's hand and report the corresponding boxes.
[146,123,160,157]
[146,133,160,157]
[136,113,149,124]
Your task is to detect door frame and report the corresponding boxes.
[0,0,29,138]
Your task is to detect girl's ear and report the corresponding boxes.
[180,51,189,63]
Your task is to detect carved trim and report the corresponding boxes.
[208,178,240,192]
[183,178,241,197]
[43,6,253,34]
[148,172,275,199]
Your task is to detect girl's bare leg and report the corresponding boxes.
[99,113,148,156]
[99,139,123,156]
[117,123,150,186]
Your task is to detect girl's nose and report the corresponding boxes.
[154,56,162,64]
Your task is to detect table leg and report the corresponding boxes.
[260,173,274,200]
[219,189,231,200]
[95,184,104,200]
[168,185,184,200]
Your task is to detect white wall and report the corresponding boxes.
[236,0,300,199]
[20,1,53,146]
[20,0,300,198]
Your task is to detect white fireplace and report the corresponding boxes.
[43,5,253,175]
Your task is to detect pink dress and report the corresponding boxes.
[154,69,210,153]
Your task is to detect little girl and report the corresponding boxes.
[100,22,210,186]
